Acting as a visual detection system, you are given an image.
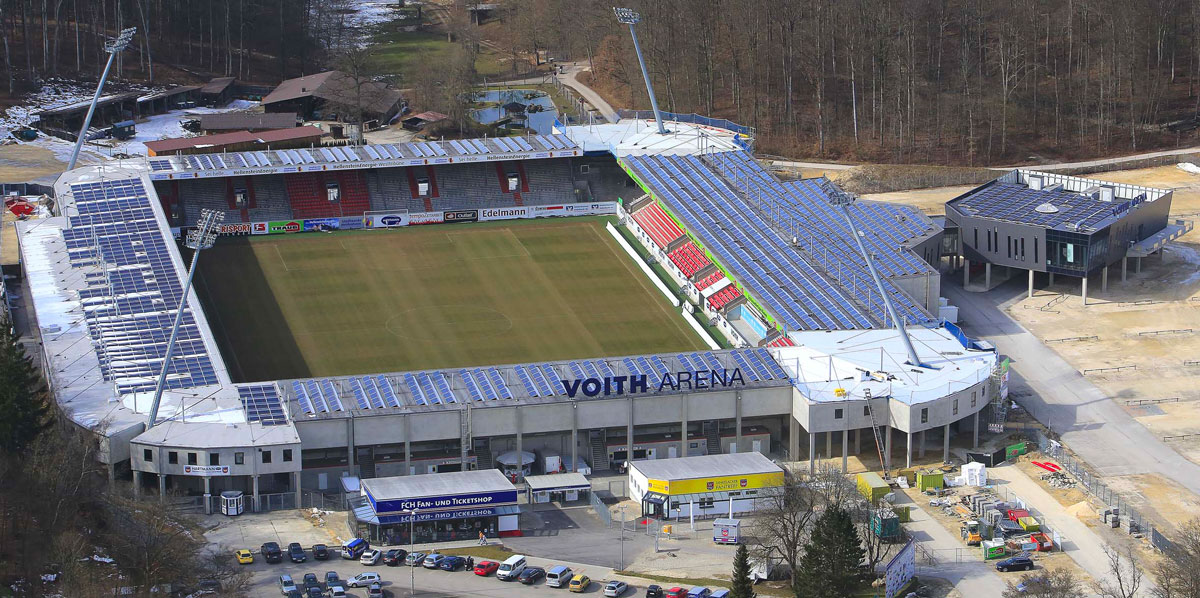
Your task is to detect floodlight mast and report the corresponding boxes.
[613,7,667,135]
[826,184,925,367]
[146,209,224,429]
[68,27,137,171]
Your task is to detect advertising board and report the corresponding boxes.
[371,489,519,515]
[884,539,916,598]
[408,211,445,225]
[267,220,303,234]
[442,209,479,223]
[302,218,341,232]
[364,212,410,228]
[182,465,231,476]
[646,471,784,496]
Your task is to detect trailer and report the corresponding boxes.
[713,519,741,545]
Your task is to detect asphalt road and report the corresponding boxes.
[944,277,1200,497]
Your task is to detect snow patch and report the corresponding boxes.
[1165,243,1200,284]
[1177,162,1200,175]
[91,554,115,564]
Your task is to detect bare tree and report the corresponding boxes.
[1099,544,1143,598]
[1152,519,1200,598]
[749,470,819,585]
[1003,569,1088,598]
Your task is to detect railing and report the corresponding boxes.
[616,109,755,140]
[591,491,613,528]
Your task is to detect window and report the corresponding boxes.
[209,453,220,466]
[235,452,245,465]
[974,228,979,250]
[834,408,844,419]
[283,449,293,462]
[1035,239,1039,264]
[1007,235,1012,258]
[920,408,929,424]
[971,391,977,408]
[1021,238,1026,260]
[262,450,273,464]
[233,188,247,207]
[168,451,178,464]
[187,453,197,465]
[953,399,959,416]
[579,164,590,175]
[144,449,153,462]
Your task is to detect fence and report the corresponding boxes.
[591,491,612,527]
[300,490,346,511]
[616,109,755,149]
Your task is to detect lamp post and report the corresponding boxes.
[146,209,224,429]
[68,27,136,171]
[404,508,418,596]
[613,8,667,135]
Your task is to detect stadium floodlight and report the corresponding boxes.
[613,7,667,135]
[825,182,925,367]
[146,209,224,429]
[67,27,137,171]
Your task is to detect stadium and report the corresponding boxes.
[20,113,998,521]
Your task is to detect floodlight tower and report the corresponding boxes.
[68,27,137,170]
[826,184,925,367]
[613,7,667,135]
[146,209,224,429]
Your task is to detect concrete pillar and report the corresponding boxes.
[203,476,212,515]
[1082,275,1088,306]
[253,474,261,512]
[132,470,142,497]
[1137,257,1142,273]
[825,431,832,458]
[107,462,116,484]
[788,416,801,462]
[854,428,861,454]
[679,399,688,459]
[1102,265,1109,292]
[918,429,926,458]
[628,399,635,466]
[346,418,355,472]
[809,433,817,474]
[906,432,913,469]
[841,430,849,473]
[1028,269,1034,298]
[571,403,578,472]
[1049,272,1055,285]
[972,411,980,448]
[158,472,166,503]
[984,263,992,289]
[963,259,970,286]
[943,423,951,462]
[404,416,412,475]
[293,472,301,509]
[515,416,524,477]
[884,426,892,472]
[735,392,743,453]
[1122,257,1128,282]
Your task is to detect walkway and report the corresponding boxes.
[555,63,619,123]
[943,277,1200,495]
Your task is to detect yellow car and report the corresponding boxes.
[569,574,591,593]
[234,549,254,564]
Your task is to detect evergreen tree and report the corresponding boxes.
[730,543,756,598]
[0,318,51,453]
[795,506,865,598]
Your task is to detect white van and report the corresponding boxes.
[496,554,527,581]
[546,565,573,588]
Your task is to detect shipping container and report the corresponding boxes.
[857,472,890,502]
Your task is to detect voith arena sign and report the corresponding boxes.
[562,368,745,398]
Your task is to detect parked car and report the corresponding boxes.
[278,575,298,595]
[406,552,427,566]
[474,560,499,576]
[423,553,447,569]
[288,543,307,563]
[366,582,384,598]
[234,549,253,564]
[440,556,466,571]
[383,548,407,566]
[360,549,382,566]
[664,588,687,598]
[312,544,329,560]
[645,585,664,598]
[686,587,712,598]
[518,567,545,585]
[348,573,382,588]
[546,565,574,588]
[284,591,302,598]
[605,580,630,597]
[996,554,1035,572]
[302,573,320,590]
[569,574,591,593]
[326,583,347,598]
[324,572,340,587]
[304,587,322,598]
[1016,575,1047,593]
[262,542,283,564]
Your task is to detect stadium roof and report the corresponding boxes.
[947,169,1171,233]
[144,126,323,154]
[362,469,515,502]
[629,452,781,482]
[199,112,299,130]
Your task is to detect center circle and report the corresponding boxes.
[385,305,514,341]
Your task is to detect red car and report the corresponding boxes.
[474,560,499,576]
[664,588,687,598]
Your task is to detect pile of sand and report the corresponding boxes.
[1066,500,1095,519]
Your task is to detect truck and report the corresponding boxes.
[713,518,740,544]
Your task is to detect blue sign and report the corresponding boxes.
[370,489,519,515]
[303,218,341,232]
[377,505,508,525]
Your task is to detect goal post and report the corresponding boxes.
[362,209,410,229]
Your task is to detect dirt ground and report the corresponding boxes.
[0,143,67,181]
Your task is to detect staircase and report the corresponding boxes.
[589,431,609,472]
[704,421,722,455]
[863,388,890,478]
[474,438,493,470]
[358,449,377,479]
[460,406,472,468]
[989,363,1009,433]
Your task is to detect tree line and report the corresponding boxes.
[0,0,375,95]
[510,0,1200,165]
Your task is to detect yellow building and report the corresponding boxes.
[627,452,784,519]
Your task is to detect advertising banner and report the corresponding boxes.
[377,506,509,526]
[216,222,254,235]
[371,489,519,515]
[409,211,445,225]
[302,218,341,232]
[267,220,303,234]
[182,465,230,476]
[251,222,269,235]
[647,471,784,496]
[364,212,410,228]
[479,207,531,221]
[884,540,916,598]
[442,209,479,223]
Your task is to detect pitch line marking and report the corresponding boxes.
[273,244,291,272]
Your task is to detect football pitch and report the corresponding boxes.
[195,217,709,382]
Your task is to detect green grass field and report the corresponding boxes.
[195,218,707,382]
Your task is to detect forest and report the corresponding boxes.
[3,0,1200,165]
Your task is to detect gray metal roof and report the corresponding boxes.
[629,452,781,482]
[361,469,515,502]
[524,473,590,492]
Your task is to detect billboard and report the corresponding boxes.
[646,471,784,496]
[267,220,303,234]
[182,464,230,476]
[302,218,341,232]
[364,212,410,228]
[442,209,479,223]
[409,211,445,225]
[371,489,519,515]
[884,539,916,598]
